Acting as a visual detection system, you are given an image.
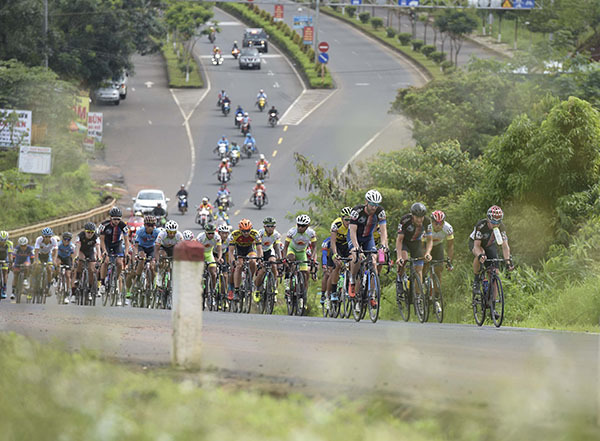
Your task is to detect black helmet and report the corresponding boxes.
[62,232,73,240]
[84,222,96,232]
[410,202,427,217]
[109,207,122,217]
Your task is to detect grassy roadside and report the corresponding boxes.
[160,40,204,88]
[320,7,444,82]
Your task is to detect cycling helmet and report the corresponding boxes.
[218,224,230,233]
[244,112,249,116]
[83,222,96,232]
[165,220,178,232]
[134,211,143,217]
[365,189,382,205]
[205,223,216,233]
[42,227,53,237]
[62,232,73,241]
[487,205,504,224]
[144,215,156,225]
[259,154,265,160]
[109,207,122,218]
[296,214,311,226]
[256,180,262,185]
[263,217,276,226]
[202,197,209,203]
[239,219,252,231]
[431,210,446,224]
[183,230,195,241]
[410,202,427,217]
[0,231,8,241]
[18,237,28,246]
[181,184,185,188]
[341,207,352,217]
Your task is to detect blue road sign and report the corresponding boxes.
[350,0,362,5]
[318,53,329,64]
[513,0,535,8]
[398,0,419,6]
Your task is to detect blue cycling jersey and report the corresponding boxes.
[13,245,34,265]
[321,237,331,266]
[135,228,160,248]
[57,241,75,258]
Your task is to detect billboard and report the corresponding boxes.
[303,26,314,45]
[87,112,103,141]
[0,109,32,148]
[18,146,52,175]
[274,4,283,21]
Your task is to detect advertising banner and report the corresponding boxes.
[0,109,32,147]
[303,26,314,45]
[18,146,52,174]
[274,4,284,21]
[87,112,103,141]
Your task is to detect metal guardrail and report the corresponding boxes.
[7,198,116,242]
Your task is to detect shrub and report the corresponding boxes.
[411,39,424,52]
[441,60,455,73]
[370,17,383,29]
[386,27,397,38]
[346,6,356,18]
[430,51,446,63]
[358,12,370,24]
[397,32,412,45]
[421,44,436,56]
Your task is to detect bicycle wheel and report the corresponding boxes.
[431,272,444,323]
[342,270,352,319]
[207,274,216,312]
[294,273,305,316]
[412,275,427,323]
[352,294,362,322]
[265,272,275,315]
[368,271,381,323]
[89,271,97,306]
[81,270,90,306]
[102,269,111,306]
[490,276,505,328]
[110,268,119,307]
[330,292,340,319]
[243,270,253,314]
[56,274,65,305]
[472,279,486,326]
[396,276,410,322]
[143,268,153,308]
[15,272,24,304]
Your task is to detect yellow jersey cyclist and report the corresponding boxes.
[228,219,263,301]
[327,207,352,304]
[0,231,14,299]
[196,223,222,295]
[254,217,282,302]
[282,214,317,302]
[34,227,59,294]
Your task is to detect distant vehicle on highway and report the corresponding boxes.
[132,189,170,215]
[93,83,120,105]
[243,28,268,53]
[239,48,261,70]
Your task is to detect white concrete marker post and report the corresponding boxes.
[172,240,205,368]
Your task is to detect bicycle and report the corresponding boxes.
[325,256,352,319]
[31,261,51,304]
[102,254,122,307]
[423,259,451,323]
[154,256,173,310]
[56,264,72,305]
[256,259,282,315]
[132,256,154,308]
[285,259,315,316]
[237,256,261,314]
[473,258,508,328]
[202,263,217,311]
[75,258,97,306]
[351,249,387,323]
[12,264,28,304]
[215,262,230,312]
[396,257,428,323]
[0,260,8,300]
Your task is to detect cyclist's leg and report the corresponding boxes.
[431,244,444,296]
[408,241,424,294]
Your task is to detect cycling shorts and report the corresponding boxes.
[0,250,8,261]
[107,243,124,258]
[325,252,334,269]
[348,236,376,253]
[402,241,423,266]
[263,249,278,261]
[204,249,216,264]
[431,243,444,261]
[38,253,52,264]
[287,246,309,271]
[235,245,255,258]
[335,242,350,258]
[139,246,155,259]
[160,245,174,258]
[78,249,96,261]
[468,239,499,260]
[58,256,73,268]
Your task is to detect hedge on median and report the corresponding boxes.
[160,40,203,88]
[219,3,333,89]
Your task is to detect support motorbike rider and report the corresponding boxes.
[268,105,278,121]
[215,184,231,207]
[256,154,270,178]
[256,89,268,105]
[176,184,188,210]
[231,41,240,58]
[214,135,230,154]
[197,197,215,219]
[244,132,257,153]
[251,180,268,205]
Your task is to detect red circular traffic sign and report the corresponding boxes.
[318,42,329,53]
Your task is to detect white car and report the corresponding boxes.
[93,84,120,105]
[132,189,170,215]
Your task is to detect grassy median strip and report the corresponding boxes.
[219,3,333,89]
[161,40,204,88]
[321,7,444,82]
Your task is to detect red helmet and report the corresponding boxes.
[431,210,445,224]
[239,219,252,231]
[487,205,504,224]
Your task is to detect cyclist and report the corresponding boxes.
[134,215,160,283]
[348,190,388,307]
[320,236,335,308]
[328,207,352,305]
[216,224,234,298]
[197,223,222,301]
[470,205,513,308]
[11,237,34,299]
[34,227,58,294]
[0,231,14,299]
[98,207,130,299]
[395,202,433,296]
[282,214,317,305]
[254,217,282,302]
[55,232,75,303]
[426,210,454,296]
[228,219,263,301]
[155,220,183,259]
[74,223,101,296]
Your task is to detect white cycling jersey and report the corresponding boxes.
[156,230,183,248]
[34,236,58,254]
[258,228,281,252]
[428,221,454,246]
[196,231,222,251]
[286,227,316,252]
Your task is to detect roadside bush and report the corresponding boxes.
[411,39,424,52]
[397,32,412,45]
[421,44,436,56]
[346,6,356,18]
[441,60,455,73]
[430,51,446,63]
[370,17,383,29]
[386,27,397,38]
[358,12,370,24]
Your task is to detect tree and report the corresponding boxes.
[442,9,478,66]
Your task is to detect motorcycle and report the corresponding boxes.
[256,164,268,180]
[155,215,167,228]
[234,112,244,128]
[222,101,230,116]
[195,208,211,228]
[257,97,266,112]
[217,142,228,160]
[217,166,230,184]
[211,53,223,66]
[253,189,265,210]
[268,112,278,127]
[243,141,257,158]
[177,195,188,215]
[240,121,251,136]
[229,148,240,166]
[231,47,240,59]
[216,194,231,211]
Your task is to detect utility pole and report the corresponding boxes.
[44,0,48,68]
[314,0,320,62]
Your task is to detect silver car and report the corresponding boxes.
[132,189,170,215]
[93,84,120,105]
[239,48,261,70]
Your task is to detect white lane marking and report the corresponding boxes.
[234,209,240,216]
[273,82,280,88]
[197,54,283,59]
[132,87,136,92]
[355,83,370,86]
[148,120,152,125]
[268,70,274,76]
[216,21,242,26]
[262,59,268,65]
[339,119,396,177]
[170,90,198,189]
[334,39,340,43]
[279,89,338,126]
[145,81,154,88]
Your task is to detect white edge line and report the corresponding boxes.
[339,119,396,177]
[288,89,338,126]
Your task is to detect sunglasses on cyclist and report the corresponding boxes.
[85,230,95,234]
[145,223,155,227]
[343,217,351,222]
[367,202,379,208]
[111,217,121,221]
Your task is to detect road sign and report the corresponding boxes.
[398,0,418,5]
[350,0,362,5]
[318,42,329,52]
[293,16,312,29]
[318,53,329,64]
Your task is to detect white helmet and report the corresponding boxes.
[165,220,178,232]
[244,111,249,116]
[365,189,382,205]
[296,214,311,226]
[259,89,264,93]
[256,180,262,185]
[202,197,209,203]
[18,236,28,246]
[182,230,195,240]
[259,154,265,160]
[217,224,230,233]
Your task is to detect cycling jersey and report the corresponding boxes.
[428,221,454,246]
[286,227,316,252]
[135,228,160,248]
[57,241,75,258]
[321,237,334,267]
[196,232,222,252]
[156,230,183,248]
[469,219,507,249]
[258,228,281,252]
[0,240,14,260]
[98,219,129,247]
[229,229,260,248]
[76,231,100,259]
[330,217,349,244]
[13,245,34,265]
[397,214,432,243]
[349,204,386,239]
[34,236,58,255]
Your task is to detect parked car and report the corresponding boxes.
[93,83,120,105]
[239,48,261,70]
[132,189,170,215]
[242,28,268,53]
[113,71,128,100]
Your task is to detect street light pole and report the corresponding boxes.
[44,0,48,68]
[314,0,320,61]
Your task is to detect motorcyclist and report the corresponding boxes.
[216,184,230,200]
[213,45,222,56]
[214,135,230,154]
[152,203,167,225]
[197,197,214,218]
[230,142,241,154]
[268,105,278,119]
[221,94,231,108]
[232,41,239,50]
[256,89,268,104]
[176,184,188,209]
[251,180,268,204]
[256,154,270,177]
[242,112,251,126]
[235,105,244,116]
[244,133,256,153]
[218,158,232,175]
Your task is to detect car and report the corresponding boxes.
[239,48,261,70]
[132,189,170,215]
[113,71,129,100]
[242,28,268,53]
[93,83,120,105]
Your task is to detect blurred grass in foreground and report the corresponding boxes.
[1,333,598,441]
